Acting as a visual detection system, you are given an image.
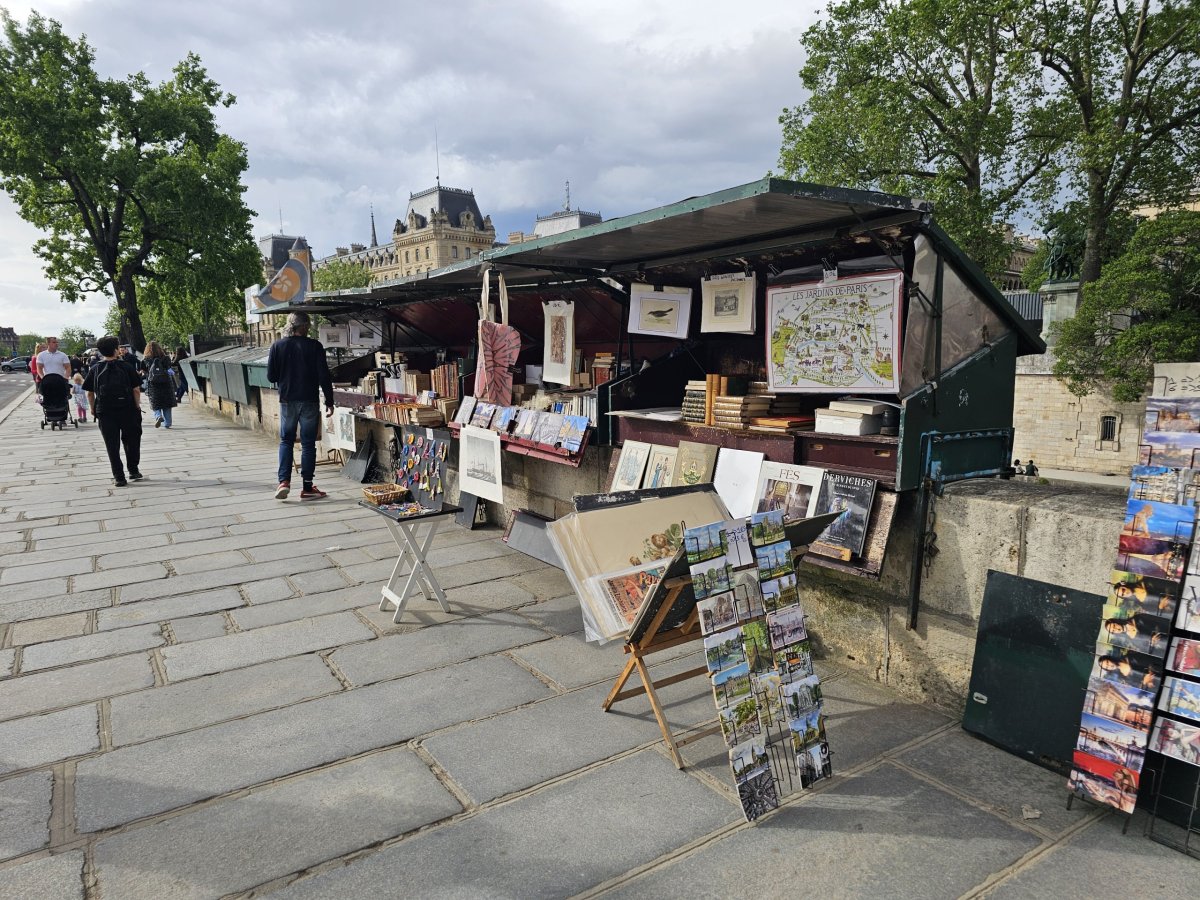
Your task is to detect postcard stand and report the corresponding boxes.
[1065,780,1137,834]
[1145,761,1200,857]
[602,574,719,769]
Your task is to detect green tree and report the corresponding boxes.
[17,333,45,355]
[0,12,260,351]
[1033,0,1200,284]
[779,0,1063,279]
[313,259,372,292]
[58,326,92,355]
[1022,201,1139,291]
[1052,210,1200,401]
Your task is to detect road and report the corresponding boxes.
[0,371,32,410]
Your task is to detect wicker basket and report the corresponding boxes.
[362,483,411,506]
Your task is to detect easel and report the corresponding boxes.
[602,575,720,769]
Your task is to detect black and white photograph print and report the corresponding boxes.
[713,287,740,317]
[767,605,808,649]
[737,767,780,822]
[459,424,504,504]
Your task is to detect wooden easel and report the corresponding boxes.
[602,575,720,769]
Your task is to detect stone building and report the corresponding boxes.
[0,326,18,355]
[508,206,602,244]
[312,185,495,283]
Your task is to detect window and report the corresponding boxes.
[425,247,430,260]
[452,246,459,259]
[1100,415,1118,442]
[404,251,409,263]
[465,247,471,259]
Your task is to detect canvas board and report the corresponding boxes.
[459,424,504,504]
[318,325,349,348]
[754,462,824,522]
[766,270,903,393]
[713,448,765,519]
[629,285,692,340]
[611,441,652,492]
[642,445,678,489]
[700,273,756,334]
[542,300,575,386]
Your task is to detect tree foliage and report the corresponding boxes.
[1021,200,1138,291]
[58,326,92,355]
[1052,210,1200,401]
[313,259,372,292]
[0,11,259,351]
[17,334,45,355]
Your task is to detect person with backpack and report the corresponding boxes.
[83,335,143,486]
[140,341,178,428]
[267,311,333,500]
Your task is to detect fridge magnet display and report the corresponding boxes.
[700,272,757,334]
[672,440,719,486]
[318,324,349,348]
[766,270,903,393]
[610,442,652,492]
[628,285,692,339]
[642,445,678,489]
[459,424,504,504]
[542,300,575,386]
[810,472,878,561]
[754,462,825,523]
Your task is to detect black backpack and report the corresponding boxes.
[148,356,172,385]
[94,361,132,414]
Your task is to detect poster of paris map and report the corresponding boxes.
[766,270,903,393]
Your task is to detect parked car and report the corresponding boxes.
[0,356,32,373]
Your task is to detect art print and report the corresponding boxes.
[1081,677,1154,730]
[783,675,823,719]
[1070,750,1139,814]
[459,424,504,504]
[704,626,747,674]
[317,324,349,348]
[761,574,799,613]
[719,695,762,747]
[701,273,756,334]
[749,510,786,547]
[698,591,738,635]
[740,618,772,673]
[767,605,808,649]
[560,416,589,453]
[348,321,383,347]
[729,738,770,785]
[454,396,477,426]
[513,408,536,439]
[730,569,765,619]
[766,270,902,393]
[754,541,793,581]
[754,462,824,523]
[1145,397,1200,434]
[332,407,357,452]
[796,739,832,789]
[684,522,726,565]
[470,401,497,429]
[642,445,678,489]
[542,300,575,386]
[533,413,565,446]
[610,441,652,492]
[713,661,753,707]
[629,285,692,340]
[1168,637,1200,677]
[736,766,779,823]
[671,440,719,487]
[1158,676,1200,723]
[691,555,732,600]
[492,407,517,434]
[774,640,814,681]
[1148,717,1200,766]
[753,672,783,721]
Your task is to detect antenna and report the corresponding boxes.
[435,125,441,187]
[564,180,570,212]
[278,206,283,232]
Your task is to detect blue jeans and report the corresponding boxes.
[278,401,320,484]
[154,406,173,427]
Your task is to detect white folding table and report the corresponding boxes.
[360,501,462,623]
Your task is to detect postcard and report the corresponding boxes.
[719,694,763,748]
[1145,397,1200,435]
[610,441,652,491]
[492,406,517,434]
[754,462,824,523]
[684,521,727,565]
[1177,576,1200,634]
[728,737,770,786]
[749,510,787,547]
[671,440,719,487]
[1168,637,1200,677]
[1115,541,1187,582]
[754,541,793,581]
[704,626,748,675]
[691,555,733,601]
[741,618,772,673]
[713,661,754,707]
[1092,645,1163,695]
[560,416,589,453]
[1148,716,1200,766]
[1108,570,1179,618]
[722,519,755,569]
[469,401,496,429]
[767,605,809,649]
[789,706,826,748]
[730,569,766,619]
[761,573,799,614]
[698,591,738,635]
[454,395,477,426]
[1128,465,1200,505]
[1070,750,1139,814]
[1076,712,1149,764]
[1159,676,1200,723]
[736,767,779,822]
[1122,497,1195,543]
[1098,610,1171,656]
[752,672,783,722]
[775,640,815,682]
[1082,676,1154,730]
[1139,430,1200,468]
[782,674,822,719]
[629,285,692,340]
[642,445,678,489]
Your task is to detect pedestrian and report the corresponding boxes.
[267,311,333,500]
[36,337,72,382]
[1024,459,1039,477]
[173,345,190,403]
[140,341,177,428]
[83,335,143,486]
[29,342,44,387]
[71,373,89,423]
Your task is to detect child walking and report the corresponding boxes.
[72,373,89,423]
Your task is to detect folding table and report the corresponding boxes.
[359,501,462,623]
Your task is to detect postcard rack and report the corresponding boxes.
[447,421,592,468]
[602,575,719,769]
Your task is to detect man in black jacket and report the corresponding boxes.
[83,335,144,486]
[267,311,334,500]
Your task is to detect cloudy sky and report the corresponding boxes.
[0,0,825,337]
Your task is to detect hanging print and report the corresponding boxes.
[543,300,575,386]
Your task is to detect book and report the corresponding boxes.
[810,472,877,561]
[814,412,881,435]
[829,399,891,415]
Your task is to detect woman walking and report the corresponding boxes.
[29,342,44,386]
[140,341,178,428]
[173,345,190,402]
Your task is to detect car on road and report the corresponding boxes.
[1,356,32,373]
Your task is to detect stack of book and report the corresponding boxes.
[591,352,615,386]
[747,414,815,433]
[431,362,459,400]
[814,399,888,435]
[403,371,431,394]
[682,380,708,423]
[711,394,772,429]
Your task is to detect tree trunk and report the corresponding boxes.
[111,275,147,351]
[1080,174,1107,285]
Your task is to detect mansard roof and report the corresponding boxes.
[402,185,485,230]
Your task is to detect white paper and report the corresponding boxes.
[459,424,504,504]
[713,448,765,519]
[542,300,575,386]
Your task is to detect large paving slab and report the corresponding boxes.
[160,611,374,681]
[0,850,84,899]
[96,587,243,631]
[0,704,99,773]
[7,612,90,646]
[228,585,379,630]
[508,631,695,691]
[0,654,155,722]
[19,623,165,672]
[108,654,344,746]
[512,592,584,636]
[330,611,551,686]
[606,763,1043,899]
[0,589,112,625]
[278,750,738,898]
[0,770,52,861]
[0,647,14,677]
[93,748,462,900]
[75,654,551,832]
[117,555,331,603]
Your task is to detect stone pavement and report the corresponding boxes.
[0,389,1196,898]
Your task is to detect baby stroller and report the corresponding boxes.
[39,373,77,430]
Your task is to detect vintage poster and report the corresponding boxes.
[671,440,719,487]
[810,472,878,561]
[611,441,652,492]
[766,270,903,393]
[700,273,756,334]
[629,285,692,340]
[542,300,575,386]
[585,560,667,640]
[459,424,504,504]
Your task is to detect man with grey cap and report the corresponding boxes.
[266,311,334,499]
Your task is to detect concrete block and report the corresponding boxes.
[513,593,584,636]
[0,555,93,585]
[0,589,112,625]
[169,550,249,576]
[0,771,52,861]
[288,567,352,595]
[75,655,550,831]
[97,587,242,631]
[0,654,155,722]
[241,576,295,604]
[331,612,551,686]
[73,562,168,593]
[230,585,377,630]
[608,764,1039,899]
[0,648,14,678]
[109,654,342,746]
[118,555,328,603]
[278,750,736,899]
[167,613,230,642]
[1022,492,1123,597]
[93,748,462,900]
[0,851,84,898]
[161,611,374,681]
[0,704,100,773]
[884,606,980,712]
[7,612,90,646]
[20,624,165,672]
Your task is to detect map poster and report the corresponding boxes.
[766,270,903,393]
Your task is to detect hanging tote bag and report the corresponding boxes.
[473,269,522,405]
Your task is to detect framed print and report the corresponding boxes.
[348,320,383,348]
[332,407,358,452]
[642,445,678,489]
[611,441,652,491]
[460,424,504,504]
[542,300,575,386]
[629,285,692,340]
[701,273,756,334]
[318,325,349,348]
[766,270,903,393]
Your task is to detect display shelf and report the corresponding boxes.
[447,421,592,468]
[614,417,797,464]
